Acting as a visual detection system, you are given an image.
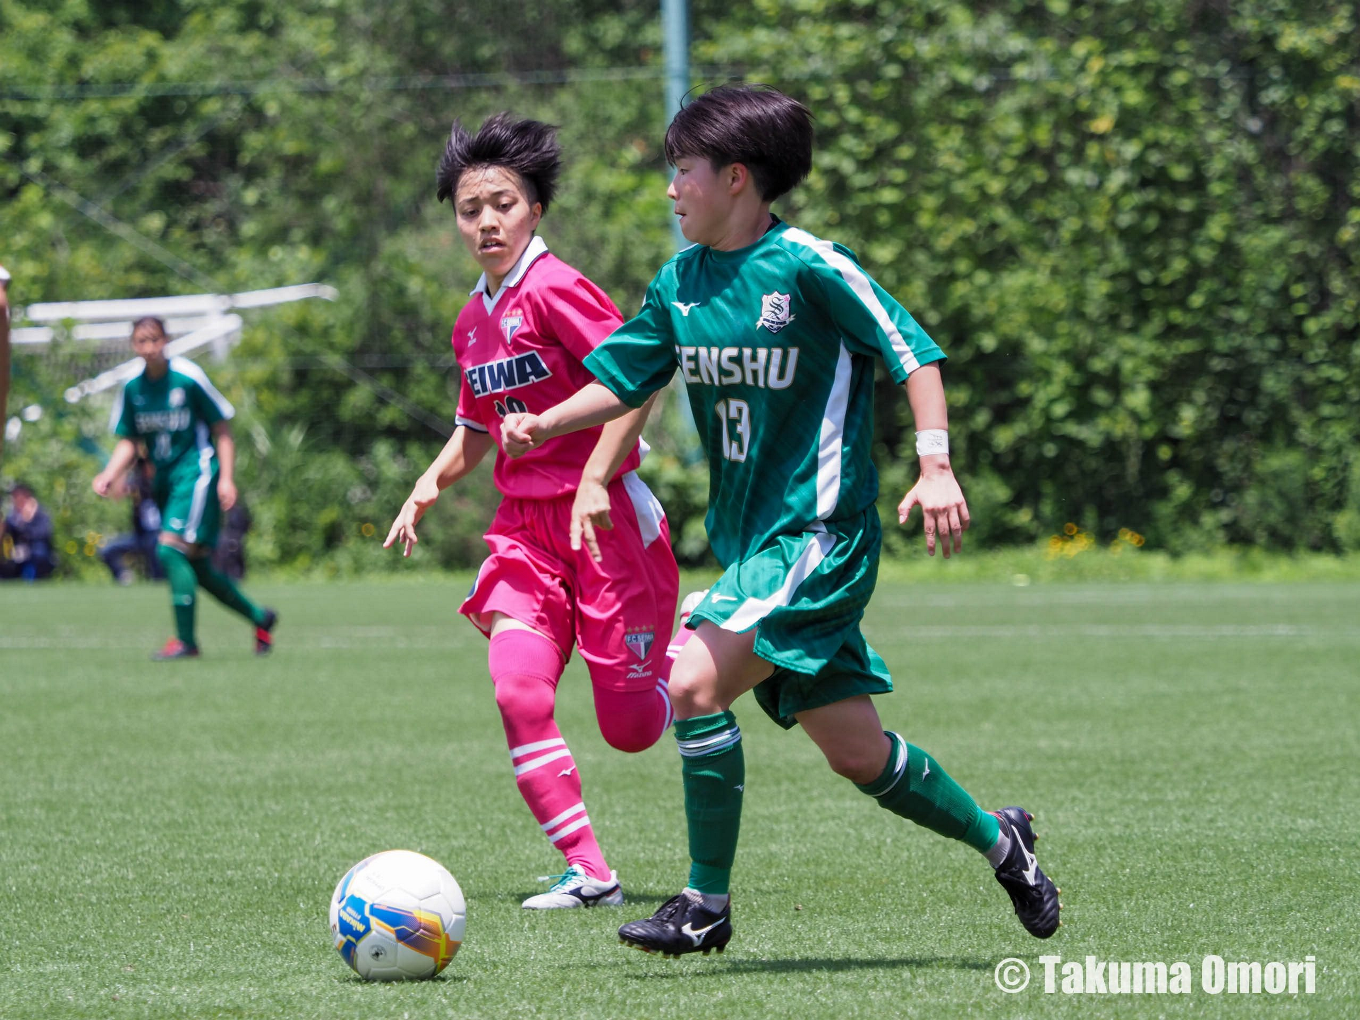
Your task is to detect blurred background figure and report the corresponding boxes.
[211,496,251,580]
[0,481,57,581]
[0,263,10,468]
[100,457,163,584]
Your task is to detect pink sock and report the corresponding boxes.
[488,629,610,882]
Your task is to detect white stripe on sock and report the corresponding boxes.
[513,747,574,776]
[546,815,592,843]
[539,801,586,832]
[510,737,566,758]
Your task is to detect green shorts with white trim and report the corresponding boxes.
[685,506,892,729]
[156,464,222,548]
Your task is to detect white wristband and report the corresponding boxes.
[915,429,949,457]
[0,264,11,283]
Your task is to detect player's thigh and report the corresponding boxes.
[462,511,574,655]
[668,621,777,718]
[488,612,553,643]
[572,485,679,693]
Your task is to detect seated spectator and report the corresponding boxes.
[0,482,57,581]
[100,457,163,584]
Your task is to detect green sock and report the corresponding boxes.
[155,545,198,649]
[675,711,744,896]
[856,731,1000,854]
[190,556,265,627]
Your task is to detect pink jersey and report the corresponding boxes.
[452,236,641,500]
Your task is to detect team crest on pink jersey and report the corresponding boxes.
[756,292,794,333]
[500,307,525,344]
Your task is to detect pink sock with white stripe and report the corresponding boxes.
[488,629,610,882]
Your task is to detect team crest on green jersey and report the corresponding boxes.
[756,292,794,334]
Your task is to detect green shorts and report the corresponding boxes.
[686,506,892,729]
[156,463,222,549]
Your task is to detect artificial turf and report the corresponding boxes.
[1,577,1356,1018]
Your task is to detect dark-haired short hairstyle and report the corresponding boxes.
[435,113,563,212]
[665,84,814,202]
[131,315,167,337]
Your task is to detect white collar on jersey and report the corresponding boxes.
[470,235,549,313]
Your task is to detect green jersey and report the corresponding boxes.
[585,218,945,566]
[111,356,235,483]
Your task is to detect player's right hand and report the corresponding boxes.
[92,472,113,497]
[501,413,544,458]
[383,475,441,557]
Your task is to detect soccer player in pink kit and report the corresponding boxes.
[385,114,687,909]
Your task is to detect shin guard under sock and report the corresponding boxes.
[856,731,1000,853]
[489,629,611,881]
[674,711,744,895]
[155,545,198,648]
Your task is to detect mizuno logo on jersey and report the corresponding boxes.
[672,301,701,316]
[464,352,553,397]
[674,345,799,390]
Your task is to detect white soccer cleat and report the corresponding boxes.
[679,589,710,619]
[521,866,624,909]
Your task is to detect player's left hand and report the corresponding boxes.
[570,478,613,562]
[898,464,969,558]
[217,478,238,512]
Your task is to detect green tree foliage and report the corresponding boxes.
[2,0,1356,575]
[703,0,1359,552]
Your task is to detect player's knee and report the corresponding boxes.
[592,688,666,753]
[823,747,882,785]
[666,667,717,717]
[597,717,657,754]
[491,672,555,726]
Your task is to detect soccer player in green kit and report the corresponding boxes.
[93,316,276,659]
[502,84,1061,956]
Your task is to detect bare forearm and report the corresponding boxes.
[538,383,633,444]
[103,439,139,480]
[581,394,657,485]
[904,363,951,476]
[425,427,494,489]
[215,429,236,485]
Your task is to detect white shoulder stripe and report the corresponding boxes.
[109,383,127,432]
[169,356,235,419]
[781,227,920,375]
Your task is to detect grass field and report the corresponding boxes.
[2,576,1357,1019]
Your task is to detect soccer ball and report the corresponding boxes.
[329,850,466,981]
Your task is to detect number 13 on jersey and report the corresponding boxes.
[715,398,750,462]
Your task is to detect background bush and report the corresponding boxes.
[2,0,1356,575]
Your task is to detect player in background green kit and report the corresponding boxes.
[502,85,1061,956]
[93,316,276,660]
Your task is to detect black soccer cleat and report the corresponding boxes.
[255,608,278,656]
[993,806,1062,938]
[618,891,732,958]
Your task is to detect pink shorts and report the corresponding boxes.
[460,472,680,693]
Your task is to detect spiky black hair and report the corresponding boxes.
[664,84,814,201]
[435,113,562,211]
